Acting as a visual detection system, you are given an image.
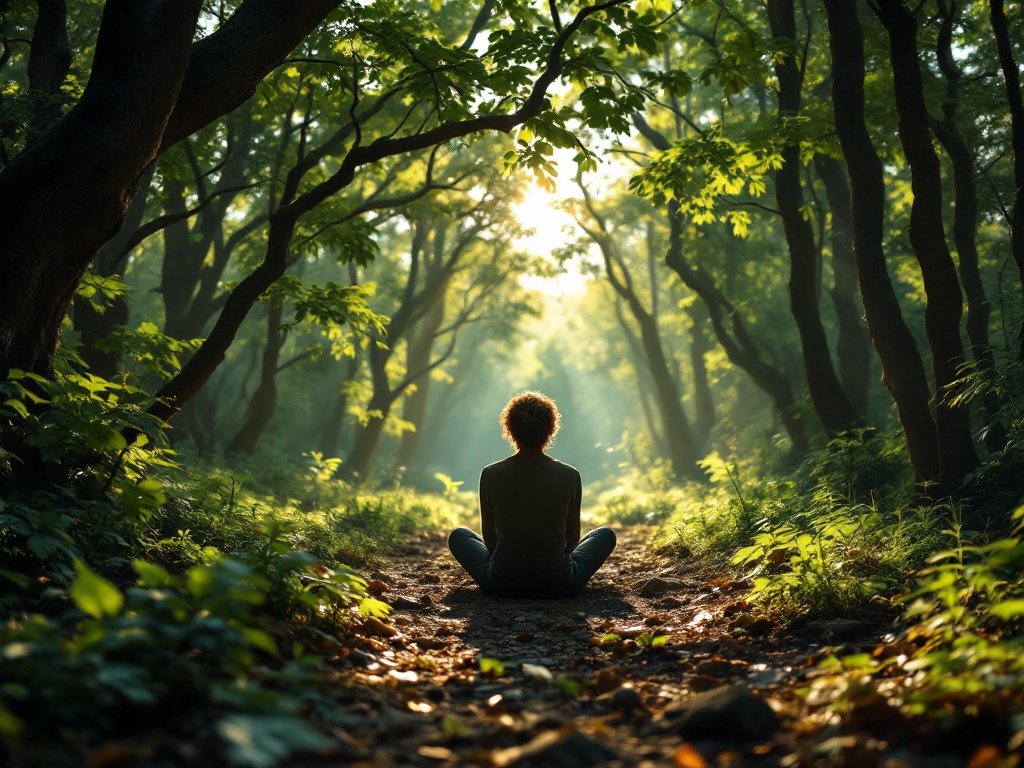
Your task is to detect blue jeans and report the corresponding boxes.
[447,526,617,598]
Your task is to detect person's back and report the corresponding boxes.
[447,391,616,599]
[481,453,580,588]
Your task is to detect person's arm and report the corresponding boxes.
[564,470,582,553]
[480,469,497,554]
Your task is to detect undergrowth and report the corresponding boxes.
[0,368,465,766]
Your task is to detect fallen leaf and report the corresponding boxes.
[522,663,554,683]
[359,617,397,638]
[967,745,1005,768]
[674,743,709,768]
[417,746,454,760]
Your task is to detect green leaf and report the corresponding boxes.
[71,559,124,619]
[358,597,391,619]
[479,657,505,676]
[989,600,1024,621]
[132,559,173,587]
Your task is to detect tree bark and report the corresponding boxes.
[821,0,941,486]
[317,353,361,457]
[27,0,72,137]
[989,0,1024,333]
[0,0,203,375]
[933,0,1006,451]
[875,0,979,488]
[768,0,864,437]
[227,302,285,454]
[665,211,810,457]
[688,302,715,450]
[0,0,341,374]
[814,155,872,416]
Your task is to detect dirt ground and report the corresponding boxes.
[319,526,995,768]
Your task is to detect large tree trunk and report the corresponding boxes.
[875,0,978,489]
[814,155,872,416]
[27,0,72,138]
[933,0,1006,451]
[989,0,1024,334]
[0,0,203,375]
[768,0,864,438]
[0,0,341,374]
[821,0,941,486]
[72,164,155,378]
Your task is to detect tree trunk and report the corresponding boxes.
[226,303,285,454]
[821,0,941,486]
[768,0,864,438]
[0,0,341,374]
[933,0,1006,451]
[27,0,72,137]
[688,303,715,450]
[396,295,446,469]
[342,344,398,482]
[72,164,155,378]
[317,353,360,457]
[665,211,810,457]
[0,0,203,375]
[613,297,670,458]
[875,0,979,489]
[814,155,872,416]
[989,0,1024,336]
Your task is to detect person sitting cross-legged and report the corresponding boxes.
[447,391,616,598]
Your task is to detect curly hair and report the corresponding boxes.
[500,391,561,450]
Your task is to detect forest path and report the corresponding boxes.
[324,526,929,767]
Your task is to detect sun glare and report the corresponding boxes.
[513,154,591,297]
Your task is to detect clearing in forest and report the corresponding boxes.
[325,525,965,768]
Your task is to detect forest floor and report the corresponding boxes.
[317,525,992,768]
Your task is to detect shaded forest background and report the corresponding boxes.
[2,0,1024,764]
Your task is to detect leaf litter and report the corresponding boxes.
[307,525,1018,767]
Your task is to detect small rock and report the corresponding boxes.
[639,577,682,598]
[607,685,644,712]
[669,684,780,740]
[392,613,413,626]
[420,573,441,584]
[644,614,668,627]
[516,631,535,643]
[694,658,744,678]
[392,595,425,611]
[360,617,397,638]
[365,579,388,597]
[349,649,379,667]
[658,597,683,609]
[686,674,725,692]
[798,618,867,642]
[555,622,573,631]
[418,593,434,608]
[491,730,617,767]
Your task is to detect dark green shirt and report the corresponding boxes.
[479,452,582,588]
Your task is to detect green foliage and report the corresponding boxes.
[0,557,339,766]
[94,321,203,384]
[733,508,886,614]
